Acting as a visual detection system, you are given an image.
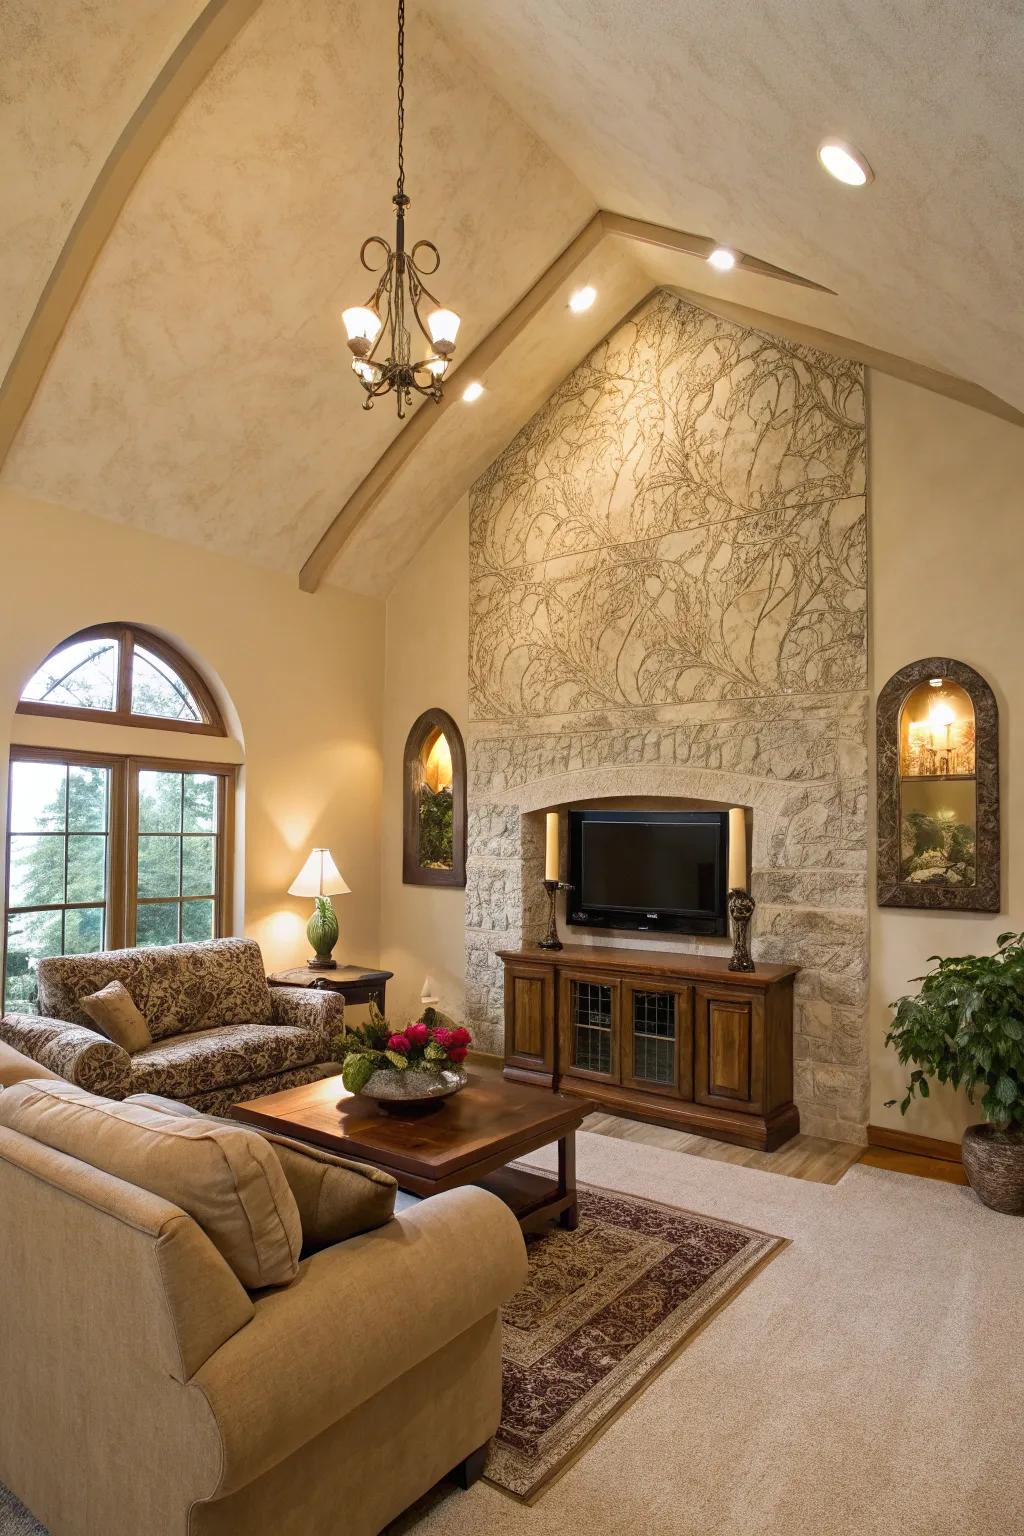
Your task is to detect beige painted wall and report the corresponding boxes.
[869,373,1024,1140]
[379,497,469,1026]
[0,489,384,976]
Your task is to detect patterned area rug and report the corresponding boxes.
[486,1181,785,1502]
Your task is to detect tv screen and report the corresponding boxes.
[568,810,728,936]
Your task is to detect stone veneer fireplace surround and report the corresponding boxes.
[465,290,869,1142]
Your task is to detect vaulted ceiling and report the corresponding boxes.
[2,0,1022,596]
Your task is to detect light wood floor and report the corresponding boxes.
[583,1110,864,1184]
[584,1111,969,1186]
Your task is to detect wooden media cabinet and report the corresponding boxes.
[498,944,799,1151]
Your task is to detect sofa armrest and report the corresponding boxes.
[0,1014,131,1099]
[194,1186,527,1496]
[267,985,345,1055]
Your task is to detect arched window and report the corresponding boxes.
[403,708,466,887]
[17,623,225,734]
[4,627,235,1013]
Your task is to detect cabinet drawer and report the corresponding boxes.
[504,962,555,1075]
[694,986,764,1113]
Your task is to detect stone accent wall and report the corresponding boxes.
[466,291,869,1141]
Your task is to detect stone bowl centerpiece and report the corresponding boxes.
[333,1004,472,1115]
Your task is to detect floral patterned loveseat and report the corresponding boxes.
[0,939,343,1115]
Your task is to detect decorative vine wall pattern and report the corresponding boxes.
[466,291,870,1141]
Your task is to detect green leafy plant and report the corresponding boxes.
[885,931,1024,1136]
[332,1002,471,1096]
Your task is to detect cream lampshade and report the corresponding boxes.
[289,849,350,969]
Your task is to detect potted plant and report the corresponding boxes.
[333,1003,472,1114]
[885,931,1024,1213]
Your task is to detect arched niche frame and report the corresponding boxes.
[402,708,467,888]
[877,656,999,911]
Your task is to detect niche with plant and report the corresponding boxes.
[877,657,999,911]
[402,708,466,887]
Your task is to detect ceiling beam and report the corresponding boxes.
[0,0,262,472]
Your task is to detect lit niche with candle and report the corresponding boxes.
[402,709,467,887]
[877,659,999,912]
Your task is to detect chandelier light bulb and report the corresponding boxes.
[707,247,737,272]
[342,306,383,357]
[427,308,461,354]
[352,357,383,385]
[568,285,597,313]
[424,354,448,378]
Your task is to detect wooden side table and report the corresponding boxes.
[267,965,393,1011]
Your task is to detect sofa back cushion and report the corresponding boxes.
[130,1093,397,1251]
[0,1079,301,1289]
[36,938,273,1042]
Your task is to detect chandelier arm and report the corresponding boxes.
[359,235,394,274]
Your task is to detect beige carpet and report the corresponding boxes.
[390,1130,1024,1536]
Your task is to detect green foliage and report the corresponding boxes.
[384,1049,409,1071]
[341,1053,376,1096]
[418,785,453,869]
[885,931,1024,1135]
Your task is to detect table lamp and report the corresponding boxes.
[288,848,350,969]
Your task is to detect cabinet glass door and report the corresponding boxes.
[560,974,620,1082]
[622,982,693,1098]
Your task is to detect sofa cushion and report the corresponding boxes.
[0,1040,61,1088]
[36,938,273,1042]
[0,1079,302,1289]
[131,1094,397,1251]
[128,1022,325,1099]
[80,980,153,1054]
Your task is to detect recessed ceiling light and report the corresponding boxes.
[707,247,737,272]
[462,380,484,403]
[817,139,874,186]
[568,285,597,313]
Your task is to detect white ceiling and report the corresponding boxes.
[2,0,1022,594]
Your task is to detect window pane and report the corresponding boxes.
[138,771,183,833]
[64,905,104,955]
[67,835,106,903]
[182,836,215,896]
[136,903,179,946]
[9,760,66,832]
[21,637,118,711]
[68,765,108,832]
[131,647,203,723]
[182,899,214,943]
[8,834,65,907]
[183,774,217,833]
[4,908,62,1014]
[138,836,181,898]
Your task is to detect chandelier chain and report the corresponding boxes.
[396,0,405,200]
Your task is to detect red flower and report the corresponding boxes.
[405,1022,430,1047]
[447,1046,468,1064]
[431,1026,454,1048]
[449,1026,472,1047]
[387,1033,411,1054]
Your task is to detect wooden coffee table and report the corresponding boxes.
[232,1065,589,1234]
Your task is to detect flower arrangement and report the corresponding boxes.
[333,1003,472,1096]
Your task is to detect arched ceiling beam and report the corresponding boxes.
[0,0,262,472]
[300,209,1024,592]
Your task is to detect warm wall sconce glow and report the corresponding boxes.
[817,139,874,186]
[707,247,737,272]
[462,380,484,403]
[568,285,597,313]
[423,730,453,792]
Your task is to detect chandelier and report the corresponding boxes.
[341,0,461,418]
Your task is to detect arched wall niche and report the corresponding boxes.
[402,708,467,888]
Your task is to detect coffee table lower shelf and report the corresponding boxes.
[476,1162,578,1235]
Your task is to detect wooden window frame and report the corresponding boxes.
[4,747,235,1002]
[402,707,467,888]
[16,623,226,737]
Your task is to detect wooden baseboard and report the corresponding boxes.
[867,1124,963,1163]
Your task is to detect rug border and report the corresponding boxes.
[484,1175,790,1505]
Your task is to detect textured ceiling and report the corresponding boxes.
[2,0,1022,594]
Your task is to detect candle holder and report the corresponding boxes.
[727,888,756,972]
[538,879,573,950]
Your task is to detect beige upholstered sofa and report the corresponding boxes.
[0,1078,528,1536]
[0,938,342,1113]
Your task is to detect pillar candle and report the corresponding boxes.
[728,807,747,891]
[545,812,560,882]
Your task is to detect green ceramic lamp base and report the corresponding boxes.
[306,895,339,970]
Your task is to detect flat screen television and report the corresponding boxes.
[567,809,728,936]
